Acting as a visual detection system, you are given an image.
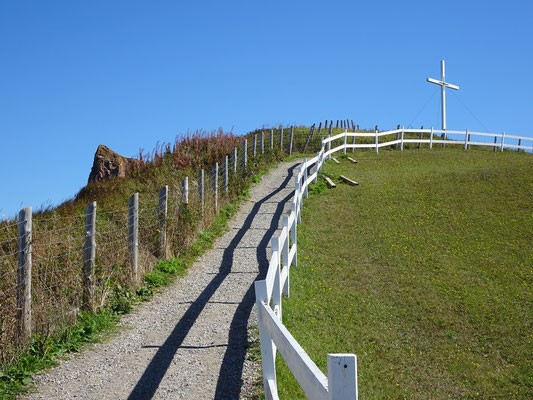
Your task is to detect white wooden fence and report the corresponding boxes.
[254,126,532,399]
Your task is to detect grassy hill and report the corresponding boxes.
[277,148,533,398]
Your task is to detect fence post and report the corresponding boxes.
[83,202,96,312]
[260,131,264,154]
[314,151,319,184]
[418,126,423,150]
[223,156,228,194]
[289,126,294,155]
[157,186,168,259]
[442,131,446,149]
[429,127,434,149]
[493,136,498,152]
[327,354,358,400]
[374,126,379,154]
[181,177,189,204]
[232,147,238,175]
[290,203,298,266]
[242,139,248,170]
[317,121,322,134]
[270,129,274,150]
[464,129,469,150]
[128,193,139,284]
[272,237,282,320]
[501,132,505,152]
[343,131,347,155]
[253,134,257,157]
[352,125,356,152]
[279,127,283,152]
[327,133,332,159]
[17,206,32,341]
[518,139,522,153]
[303,158,308,198]
[254,280,277,400]
[198,169,204,216]
[400,126,405,151]
[336,120,339,128]
[395,124,400,150]
[212,162,219,212]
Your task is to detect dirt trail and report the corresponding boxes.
[25,161,299,400]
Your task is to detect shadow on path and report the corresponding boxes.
[128,164,297,400]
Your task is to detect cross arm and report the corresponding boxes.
[427,77,443,86]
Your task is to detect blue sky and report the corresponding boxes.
[1,0,532,218]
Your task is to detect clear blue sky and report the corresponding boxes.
[1,1,532,218]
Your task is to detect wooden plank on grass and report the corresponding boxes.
[331,157,340,164]
[322,175,336,188]
[347,157,358,164]
[340,175,358,186]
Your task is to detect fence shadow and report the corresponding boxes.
[127,163,298,400]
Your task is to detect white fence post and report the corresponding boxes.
[290,203,298,266]
[374,126,379,154]
[17,206,32,341]
[418,126,423,150]
[242,139,248,169]
[282,215,290,297]
[314,151,319,184]
[429,127,434,149]
[400,126,405,151]
[464,129,469,150]
[303,159,308,199]
[272,237,282,320]
[493,136,498,152]
[328,354,358,400]
[327,134,331,160]
[128,193,139,284]
[83,202,96,312]
[198,169,204,216]
[254,280,277,400]
[343,131,347,155]
[223,155,228,194]
[157,186,168,259]
[501,132,505,152]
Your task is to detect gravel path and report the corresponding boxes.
[25,161,300,400]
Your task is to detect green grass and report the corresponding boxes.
[276,148,533,399]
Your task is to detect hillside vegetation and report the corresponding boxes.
[277,148,533,399]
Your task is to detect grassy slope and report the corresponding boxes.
[277,148,533,399]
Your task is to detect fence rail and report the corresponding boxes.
[255,126,532,399]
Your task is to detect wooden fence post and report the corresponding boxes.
[429,127,434,149]
[157,186,168,258]
[270,129,274,150]
[182,177,189,204]
[232,147,238,174]
[290,203,298,266]
[418,126,423,150]
[260,131,264,154]
[198,169,204,216]
[242,139,248,169]
[374,126,379,154]
[317,121,322,134]
[493,136,498,152]
[289,126,294,155]
[400,126,405,151]
[212,162,218,212]
[303,158,308,198]
[336,120,339,128]
[223,156,228,193]
[501,132,505,152]
[17,207,32,341]
[254,280,277,400]
[279,127,283,152]
[83,202,96,312]
[128,193,139,284]
[327,354,358,400]
[253,134,257,157]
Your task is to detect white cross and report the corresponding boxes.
[427,60,459,131]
